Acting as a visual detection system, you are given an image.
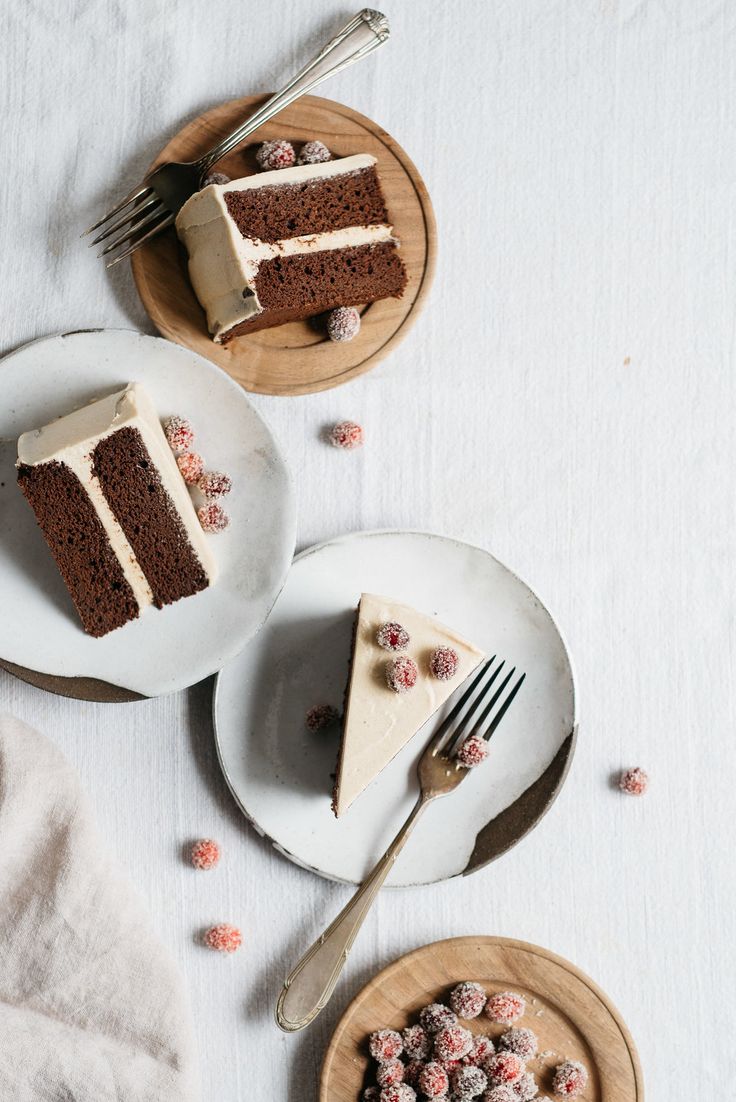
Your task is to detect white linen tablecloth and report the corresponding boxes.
[1,0,735,1097]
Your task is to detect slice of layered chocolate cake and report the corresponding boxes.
[175,154,407,342]
[17,384,216,638]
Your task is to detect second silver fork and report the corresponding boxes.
[275,656,526,1033]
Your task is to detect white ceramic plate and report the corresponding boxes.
[214,531,577,886]
[0,329,296,698]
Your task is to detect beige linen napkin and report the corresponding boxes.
[0,714,199,1102]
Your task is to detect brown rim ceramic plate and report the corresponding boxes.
[320,935,644,1101]
[131,93,437,396]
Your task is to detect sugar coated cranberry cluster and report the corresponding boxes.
[256,137,333,171]
[374,622,464,704]
[163,413,232,533]
[361,983,590,1102]
[186,839,243,955]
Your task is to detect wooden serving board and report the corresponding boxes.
[131,94,437,396]
[320,936,643,1102]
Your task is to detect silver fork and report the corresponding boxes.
[83,9,390,267]
[275,656,526,1032]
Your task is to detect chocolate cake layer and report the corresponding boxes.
[92,427,208,609]
[224,166,388,244]
[222,241,408,341]
[17,461,139,637]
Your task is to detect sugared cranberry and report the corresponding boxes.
[198,502,230,533]
[203,923,242,953]
[402,1024,430,1060]
[369,1029,403,1063]
[403,1061,424,1086]
[619,766,648,795]
[376,621,410,652]
[190,838,220,870]
[418,1062,449,1098]
[551,1061,588,1097]
[466,1034,495,1065]
[298,139,332,165]
[513,1071,539,1100]
[452,1064,488,1097]
[483,1052,525,1085]
[376,1060,404,1089]
[329,419,364,450]
[164,415,194,453]
[177,451,205,484]
[457,734,490,769]
[483,1087,518,1102]
[429,646,459,681]
[256,139,295,170]
[378,1086,416,1102]
[305,704,340,732]
[485,991,526,1025]
[362,1089,380,1102]
[450,980,487,1019]
[498,1028,537,1061]
[419,1003,458,1034]
[434,1025,473,1062]
[197,470,232,498]
[327,305,361,342]
[202,171,230,186]
[385,656,418,694]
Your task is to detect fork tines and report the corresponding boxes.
[82,184,173,267]
[432,656,526,759]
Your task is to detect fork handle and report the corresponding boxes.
[199,9,390,174]
[275,795,428,1032]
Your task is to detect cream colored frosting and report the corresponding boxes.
[17,384,216,611]
[175,154,398,342]
[334,594,486,817]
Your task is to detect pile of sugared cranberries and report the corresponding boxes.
[361,987,589,1102]
[163,412,232,533]
[619,766,648,796]
[256,139,296,170]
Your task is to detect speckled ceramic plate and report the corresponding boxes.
[214,530,577,885]
[0,329,296,699]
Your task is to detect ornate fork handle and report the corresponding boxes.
[198,10,390,175]
[276,794,428,1032]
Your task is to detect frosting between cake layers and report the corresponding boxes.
[175,154,398,341]
[17,384,216,613]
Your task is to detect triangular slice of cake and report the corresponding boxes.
[332,594,485,817]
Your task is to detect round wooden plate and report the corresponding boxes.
[320,936,643,1102]
[131,94,436,396]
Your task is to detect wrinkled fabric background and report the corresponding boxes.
[1,0,735,1096]
[0,715,198,1101]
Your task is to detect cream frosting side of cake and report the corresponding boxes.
[17,384,216,611]
[334,593,486,817]
[175,154,398,341]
